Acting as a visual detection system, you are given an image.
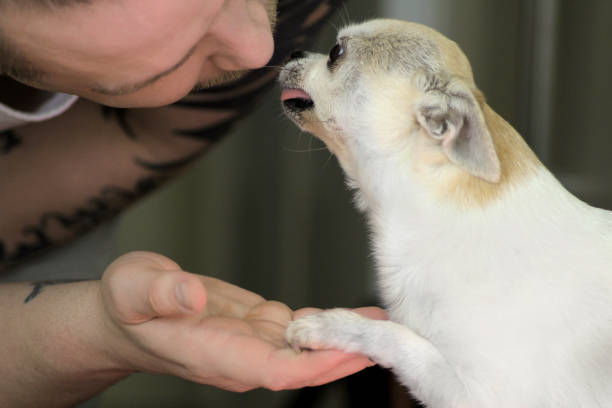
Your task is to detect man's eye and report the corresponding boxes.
[328,43,345,67]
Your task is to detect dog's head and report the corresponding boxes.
[279,19,538,207]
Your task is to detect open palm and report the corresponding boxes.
[100,252,385,392]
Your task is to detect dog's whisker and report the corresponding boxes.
[321,150,335,170]
[307,133,314,160]
[282,146,329,154]
[340,1,351,27]
[327,18,339,32]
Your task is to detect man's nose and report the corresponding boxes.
[209,0,274,71]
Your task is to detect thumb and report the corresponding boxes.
[103,252,208,324]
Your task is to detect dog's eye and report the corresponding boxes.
[328,43,344,67]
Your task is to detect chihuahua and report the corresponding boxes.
[279,19,612,408]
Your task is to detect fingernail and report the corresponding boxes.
[175,283,193,313]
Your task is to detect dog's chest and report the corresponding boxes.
[376,227,612,385]
[378,267,555,394]
[379,264,522,341]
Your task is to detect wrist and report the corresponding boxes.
[0,280,133,407]
[30,281,134,390]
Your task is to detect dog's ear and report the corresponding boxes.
[414,73,501,183]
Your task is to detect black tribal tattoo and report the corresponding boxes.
[0,130,22,154]
[0,177,162,268]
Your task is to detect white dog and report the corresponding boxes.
[279,19,612,408]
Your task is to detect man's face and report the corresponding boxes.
[2,0,277,107]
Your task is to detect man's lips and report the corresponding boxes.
[281,88,314,110]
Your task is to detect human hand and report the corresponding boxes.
[100,251,387,391]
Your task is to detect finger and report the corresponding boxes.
[142,270,208,321]
[293,306,388,321]
[351,306,389,320]
[105,253,207,324]
[246,300,293,324]
[200,276,266,314]
[287,350,373,386]
[306,352,375,387]
[260,348,370,390]
[186,333,369,392]
[293,307,323,319]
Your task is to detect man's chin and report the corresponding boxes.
[190,70,247,93]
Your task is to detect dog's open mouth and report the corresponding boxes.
[281,88,314,111]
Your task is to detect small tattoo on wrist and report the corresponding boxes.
[23,279,84,304]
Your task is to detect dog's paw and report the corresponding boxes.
[286,308,369,354]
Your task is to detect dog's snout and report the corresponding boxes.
[289,50,307,61]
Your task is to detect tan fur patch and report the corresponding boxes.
[434,102,542,208]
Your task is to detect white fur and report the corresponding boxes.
[282,19,612,408]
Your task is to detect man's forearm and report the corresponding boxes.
[0,281,131,408]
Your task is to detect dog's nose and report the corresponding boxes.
[289,50,306,61]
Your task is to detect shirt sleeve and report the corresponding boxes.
[0,90,78,132]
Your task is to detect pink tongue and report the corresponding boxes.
[281,88,312,101]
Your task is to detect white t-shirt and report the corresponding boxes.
[0,91,78,132]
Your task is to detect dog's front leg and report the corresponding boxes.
[286,308,470,408]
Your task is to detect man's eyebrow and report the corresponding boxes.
[90,44,199,96]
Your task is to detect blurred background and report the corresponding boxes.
[92,0,611,406]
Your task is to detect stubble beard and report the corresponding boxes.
[190,0,278,93]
